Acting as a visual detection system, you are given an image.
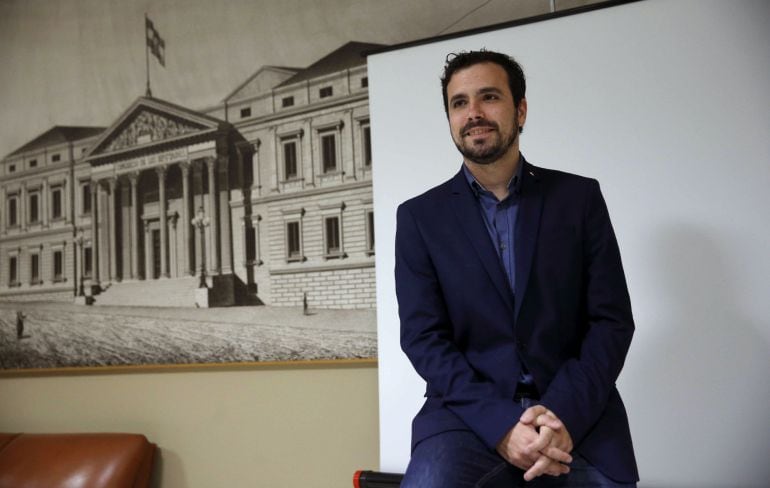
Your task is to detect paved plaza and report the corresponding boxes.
[0,301,376,370]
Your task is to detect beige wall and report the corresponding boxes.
[0,362,379,487]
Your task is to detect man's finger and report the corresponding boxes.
[541,445,573,464]
[525,426,553,455]
[543,460,570,477]
[523,454,554,481]
[520,405,548,424]
[535,413,563,431]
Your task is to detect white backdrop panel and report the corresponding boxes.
[369,0,770,486]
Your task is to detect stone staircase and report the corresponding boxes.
[93,277,201,308]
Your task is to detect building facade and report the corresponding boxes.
[0,42,380,310]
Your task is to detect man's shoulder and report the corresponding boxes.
[398,171,458,212]
[530,162,596,185]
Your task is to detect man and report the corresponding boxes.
[395,50,638,487]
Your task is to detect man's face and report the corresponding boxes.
[446,62,527,165]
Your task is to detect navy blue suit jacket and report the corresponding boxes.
[395,159,638,482]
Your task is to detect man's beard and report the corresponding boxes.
[455,117,519,165]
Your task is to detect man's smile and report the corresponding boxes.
[462,121,498,138]
[464,127,496,137]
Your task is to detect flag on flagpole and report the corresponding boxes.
[146,17,165,67]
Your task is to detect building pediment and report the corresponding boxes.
[85,96,229,164]
[102,109,203,152]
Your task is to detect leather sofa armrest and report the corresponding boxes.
[0,433,156,488]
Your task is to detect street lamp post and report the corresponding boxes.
[191,206,210,289]
[73,228,86,297]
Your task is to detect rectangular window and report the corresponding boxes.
[361,77,368,88]
[286,221,301,262]
[363,125,372,168]
[53,250,63,282]
[30,254,40,284]
[282,96,294,108]
[51,187,63,219]
[29,193,39,223]
[240,107,252,118]
[81,182,91,214]
[30,159,38,168]
[9,256,18,286]
[8,197,18,227]
[319,86,333,98]
[283,141,298,180]
[324,216,341,258]
[51,153,61,162]
[321,133,337,173]
[84,247,92,278]
[8,164,15,173]
[366,211,375,255]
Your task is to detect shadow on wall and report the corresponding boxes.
[628,224,770,487]
[150,447,186,488]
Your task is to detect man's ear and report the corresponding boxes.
[517,98,528,132]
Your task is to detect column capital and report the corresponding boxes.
[107,177,118,191]
[155,165,168,178]
[204,156,217,169]
[179,160,191,175]
[127,171,140,185]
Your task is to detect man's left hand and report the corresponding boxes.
[519,405,574,481]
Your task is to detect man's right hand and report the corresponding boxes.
[495,421,571,478]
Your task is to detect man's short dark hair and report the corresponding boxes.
[441,49,526,115]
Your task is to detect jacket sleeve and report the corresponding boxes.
[395,202,522,449]
[539,179,635,445]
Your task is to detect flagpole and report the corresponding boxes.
[145,13,152,97]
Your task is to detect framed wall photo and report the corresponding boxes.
[0,0,610,373]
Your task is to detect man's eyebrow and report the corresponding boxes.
[477,86,504,95]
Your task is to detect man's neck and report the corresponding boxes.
[464,149,521,201]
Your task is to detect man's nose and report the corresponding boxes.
[467,100,484,119]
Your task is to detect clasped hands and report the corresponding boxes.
[496,405,574,481]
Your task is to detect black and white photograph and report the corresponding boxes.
[0,0,554,372]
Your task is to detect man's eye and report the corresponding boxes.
[452,100,467,108]
[483,94,499,100]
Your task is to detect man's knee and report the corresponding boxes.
[401,431,512,488]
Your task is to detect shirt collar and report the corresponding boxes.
[462,155,524,199]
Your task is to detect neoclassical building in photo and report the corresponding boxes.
[0,42,381,309]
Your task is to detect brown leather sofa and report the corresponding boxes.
[0,432,156,488]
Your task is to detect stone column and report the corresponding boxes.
[218,156,232,274]
[252,140,261,196]
[346,110,357,181]
[144,221,152,279]
[20,184,27,231]
[64,172,72,225]
[156,166,169,278]
[107,178,117,281]
[90,181,100,286]
[74,238,81,294]
[270,129,280,193]
[303,119,314,187]
[42,179,49,227]
[129,172,140,279]
[0,186,5,234]
[206,157,220,274]
[180,162,191,275]
[169,214,178,278]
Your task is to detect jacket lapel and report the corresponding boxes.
[514,160,543,321]
[449,170,515,315]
